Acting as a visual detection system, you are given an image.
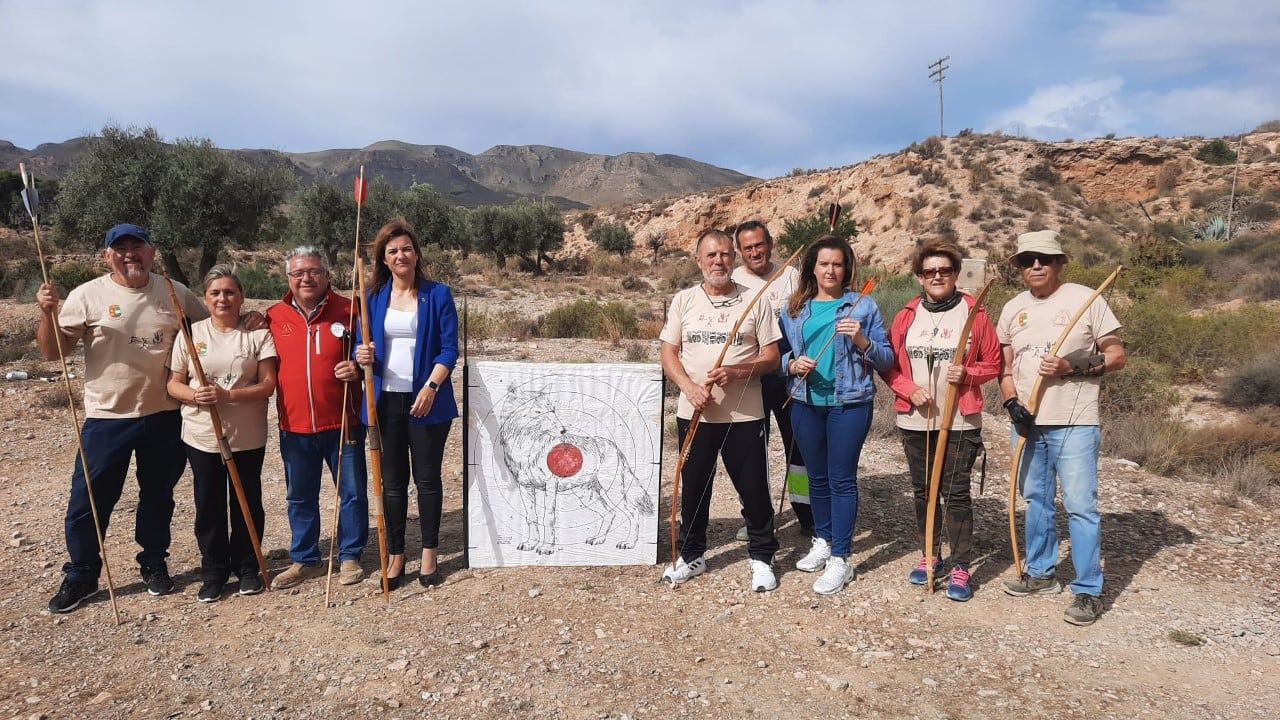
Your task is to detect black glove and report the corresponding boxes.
[1003,398,1035,435]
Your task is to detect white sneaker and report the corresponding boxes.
[661,556,706,585]
[749,559,778,592]
[813,557,854,595]
[735,525,749,542]
[795,537,832,572]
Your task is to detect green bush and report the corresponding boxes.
[0,259,45,298]
[537,300,639,340]
[1023,161,1061,185]
[1221,356,1280,408]
[870,271,919,319]
[1121,301,1280,379]
[1196,139,1238,165]
[237,259,287,299]
[49,261,103,294]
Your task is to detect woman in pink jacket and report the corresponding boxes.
[881,240,1000,601]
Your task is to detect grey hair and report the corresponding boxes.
[202,264,243,293]
[284,245,329,272]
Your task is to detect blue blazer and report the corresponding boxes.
[356,278,459,426]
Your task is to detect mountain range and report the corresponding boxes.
[0,138,754,210]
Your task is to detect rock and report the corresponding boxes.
[1222,536,1247,545]
[387,659,409,672]
[823,676,850,692]
[528,587,542,598]
[88,691,112,705]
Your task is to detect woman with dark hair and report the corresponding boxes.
[167,265,278,602]
[881,239,999,601]
[778,235,893,595]
[354,218,459,589]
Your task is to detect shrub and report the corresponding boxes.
[807,184,829,199]
[1208,455,1276,507]
[1023,161,1061,185]
[1196,139,1238,165]
[968,161,993,189]
[0,259,45,299]
[908,136,944,160]
[1102,415,1189,475]
[1221,356,1280,408]
[1240,202,1277,223]
[938,202,961,220]
[419,245,458,285]
[537,300,639,340]
[918,165,948,187]
[1121,301,1280,379]
[588,221,635,257]
[237,258,287,299]
[1154,163,1181,193]
[578,212,597,231]
[1253,119,1280,133]
[620,275,647,292]
[48,261,102,294]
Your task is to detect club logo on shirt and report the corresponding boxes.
[196,342,208,357]
[1017,310,1029,328]
[107,305,123,319]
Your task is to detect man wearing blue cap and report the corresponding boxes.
[36,223,208,613]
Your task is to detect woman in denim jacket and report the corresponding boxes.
[778,235,893,595]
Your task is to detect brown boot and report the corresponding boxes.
[270,562,325,590]
[338,560,365,585]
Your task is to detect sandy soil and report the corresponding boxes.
[0,297,1277,720]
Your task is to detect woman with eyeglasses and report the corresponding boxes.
[778,235,893,595]
[880,239,1000,601]
[354,218,458,589]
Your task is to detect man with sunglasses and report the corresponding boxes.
[731,220,815,540]
[996,230,1126,626]
[266,247,369,590]
[660,229,782,592]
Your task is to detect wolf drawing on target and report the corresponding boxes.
[497,391,654,555]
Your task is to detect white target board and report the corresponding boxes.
[465,361,663,567]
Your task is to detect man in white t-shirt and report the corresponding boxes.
[997,230,1126,627]
[730,221,814,538]
[660,229,782,592]
[36,223,208,613]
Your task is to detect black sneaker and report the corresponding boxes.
[238,573,264,596]
[141,565,175,596]
[48,578,99,613]
[1065,594,1102,626]
[197,579,224,603]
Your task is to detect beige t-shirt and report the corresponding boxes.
[997,283,1121,426]
[660,282,781,422]
[732,264,799,315]
[58,273,207,419]
[898,303,981,432]
[170,320,278,453]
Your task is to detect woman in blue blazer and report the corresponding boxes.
[355,218,458,588]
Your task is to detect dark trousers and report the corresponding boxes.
[901,428,983,567]
[63,411,186,583]
[378,392,452,554]
[761,375,813,531]
[186,444,266,581]
[674,418,778,563]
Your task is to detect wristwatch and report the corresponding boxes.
[427,379,440,391]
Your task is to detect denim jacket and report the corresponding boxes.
[777,290,895,405]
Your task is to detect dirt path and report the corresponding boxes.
[0,300,1277,719]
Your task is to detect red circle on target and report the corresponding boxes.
[546,442,583,477]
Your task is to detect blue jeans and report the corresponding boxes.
[790,401,873,558]
[1012,424,1102,596]
[279,426,369,564]
[63,411,186,583]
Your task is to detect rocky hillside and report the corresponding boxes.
[570,132,1280,270]
[1,137,753,209]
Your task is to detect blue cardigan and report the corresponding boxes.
[356,278,459,426]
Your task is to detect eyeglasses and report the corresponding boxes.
[919,267,955,279]
[287,268,328,279]
[1015,253,1061,269]
[701,286,742,308]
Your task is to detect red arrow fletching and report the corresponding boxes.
[859,279,876,295]
[354,177,367,205]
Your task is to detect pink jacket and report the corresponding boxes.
[881,293,1001,417]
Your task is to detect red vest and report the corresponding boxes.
[267,290,362,434]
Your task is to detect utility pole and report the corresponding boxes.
[928,56,950,137]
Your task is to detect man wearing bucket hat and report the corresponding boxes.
[36,223,209,613]
[995,229,1126,626]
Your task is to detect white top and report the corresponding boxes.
[382,307,417,392]
[897,302,980,432]
[732,264,800,315]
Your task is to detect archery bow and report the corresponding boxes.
[922,278,995,592]
[161,268,273,589]
[351,167,392,603]
[1006,266,1122,579]
[21,163,122,625]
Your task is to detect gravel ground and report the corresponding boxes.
[1,298,1278,720]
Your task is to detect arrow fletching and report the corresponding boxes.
[20,187,39,219]
[827,202,842,231]
[353,176,367,205]
[858,278,876,295]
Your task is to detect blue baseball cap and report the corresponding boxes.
[104,223,152,248]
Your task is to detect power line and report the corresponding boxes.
[928,56,950,138]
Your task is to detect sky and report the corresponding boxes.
[1,0,1277,180]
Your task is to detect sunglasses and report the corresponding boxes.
[919,266,955,279]
[1015,253,1061,269]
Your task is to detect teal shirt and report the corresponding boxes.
[801,298,842,405]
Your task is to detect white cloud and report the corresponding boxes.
[987,77,1134,139]
[1088,0,1280,72]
